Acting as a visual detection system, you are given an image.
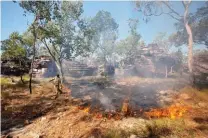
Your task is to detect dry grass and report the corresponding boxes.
[102,118,188,138]
[2,75,208,138]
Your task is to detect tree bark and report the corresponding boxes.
[183,1,193,73]
[170,66,173,73]
[165,65,168,78]
[55,60,64,84]
[42,39,65,83]
[29,40,36,94]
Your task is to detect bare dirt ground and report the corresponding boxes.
[1,76,208,138]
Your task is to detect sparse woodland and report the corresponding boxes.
[1,1,208,138]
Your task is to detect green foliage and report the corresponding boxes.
[91,10,118,33]
[20,1,93,61]
[22,74,30,81]
[1,32,26,59]
[153,32,171,53]
[169,2,208,48]
[19,1,60,22]
[90,10,119,63]
[19,1,94,82]
[193,2,208,47]
[115,19,141,65]
[116,36,141,65]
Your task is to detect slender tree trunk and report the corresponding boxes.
[170,66,173,73]
[183,1,193,73]
[55,60,64,84]
[185,23,193,73]
[29,42,36,94]
[29,21,37,94]
[20,75,25,84]
[42,39,65,83]
[165,65,168,78]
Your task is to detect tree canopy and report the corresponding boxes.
[90,10,119,64]
[169,2,208,48]
[2,32,27,59]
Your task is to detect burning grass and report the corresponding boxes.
[144,105,189,119]
[77,100,189,121]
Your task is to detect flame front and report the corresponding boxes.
[145,105,188,119]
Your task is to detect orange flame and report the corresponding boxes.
[83,107,90,113]
[144,105,189,119]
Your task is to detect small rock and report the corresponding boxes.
[159,90,166,95]
[71,98,82,104]
[28,132,42,138]
[41,117,46,121]
[198,102,207,107]
[163,93,168,96]
[129,134,138,138]
[24,120,30,125]
[180,93,190,100]
[164,98,173,102]
[83,95,92,101]
[57,108,66,112]
[48,116,57,120]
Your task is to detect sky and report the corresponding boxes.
[1,1,206,52]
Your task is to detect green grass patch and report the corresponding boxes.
[1,77,11,85]
[22,74,30,82]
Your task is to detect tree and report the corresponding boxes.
[1,32,30,83]
[41,1,93,83]
[153,32,171,53]
[19,1,61,93]
[169,2,208,48]
[90,10,119,66]
[171,48,184,74]
[1,32,26,59]
[19,1,93,84]
[115,19,142,65]
[135,1,194,73]
[192,2,208,47]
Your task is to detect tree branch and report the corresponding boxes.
[165,13,181,21]
[162,1,183,18]
[182,0,192,9]
[42,39,57,62]
[136,3,182,21]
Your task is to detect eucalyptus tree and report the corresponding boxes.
[19,1,93,87]
[115,19,142,65]
[153,32,171,53]
[39,1,93,82]
[90,10,119,66]
[135,1,194,73]
[169,2,208,48]
[1,32,32,83]
[1,32,26,59]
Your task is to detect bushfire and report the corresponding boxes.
[77,99,189,120]
[144,105,189,119]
